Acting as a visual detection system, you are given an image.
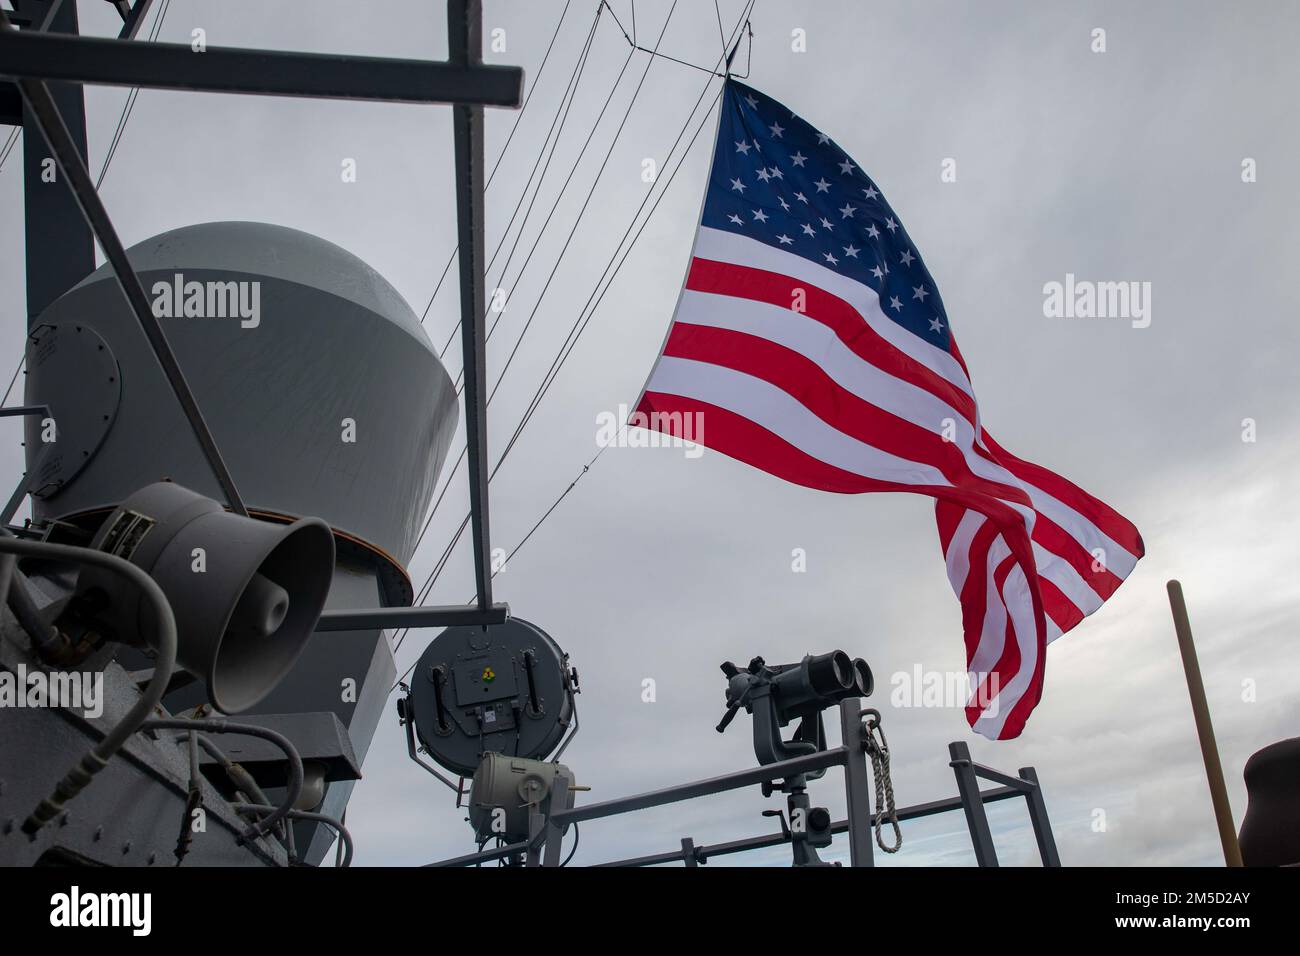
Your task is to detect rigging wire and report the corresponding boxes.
[416,8,610,549]
[455,17,636,384]
[399,4,751,629]
[479,0,678,406]
[0,0,173,181]
[403,0,686,582]
[415,0,668,556]
[390,3,754,673]
[96,0,174,190]
[494,0,754,468]
[390,49,736,671]
[420,0,580,334]
[0,355,23,406]
[427,83,721,605]
[0,127,20,174]
[602,0,752,78]
[437,4,606,361]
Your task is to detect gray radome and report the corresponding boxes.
[24,221,458,572]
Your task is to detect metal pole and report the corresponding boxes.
[316,602,509,631]
[594,786,1029,867]
[118,0,157,41]
[0,29,525,106]
[447,0,494,612]
[525,802,545,867]
[1018,767,1061,867]
[681,837,699,867]
[19,0,93,322]
[552,748,847,825]
[838,699,875,867]
[1166,580,1243,867]
[541,771,571,867]
[949,741,999,867]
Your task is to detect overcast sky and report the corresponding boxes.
[2,0,1297,867]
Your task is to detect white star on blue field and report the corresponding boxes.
[702,80,951,348]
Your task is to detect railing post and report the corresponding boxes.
[541,771,572,867]
[1018,766,1061,867]
[526,802,546,867]
[949,741,998,867]
[681,837,698,867]
[839,699,875,867]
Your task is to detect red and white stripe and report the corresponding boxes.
[636,227,1144,739]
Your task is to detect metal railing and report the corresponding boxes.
[426,700,1062,868]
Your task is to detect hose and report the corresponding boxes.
[1,536,177,835]
[193,732,297,861]
[232,803,353,867]
[142,718,303,841]
[6,563,64,657]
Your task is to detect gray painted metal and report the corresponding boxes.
[597,784,1027,867]
[949,740,999,867]
[21,221,456,863]
[681,838,698,867]
[18,0,94,323]
[551,748,847,827]
[3,0,524,869]
[9,56,251,515]
[448,0,495,612]
[116,0,155,41]
[409,617,574,777]
[25,221,458,566]
[80,480,336,714]
[1018,766,1061,867]
[4,1,65,33]
[425,732,1061,868]
[23,323,122,497]
[428,837,532,868]
[0,85,18,125]
[317,602,509,631]
[152,558,397,864]
[0,404,51,524]
[0,621,288,866]
[838,698,875,867]
[540,770,571,867]
[429,749,848,867]
[196,711,361,787]
[0,29,525,106]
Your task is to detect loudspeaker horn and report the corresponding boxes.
[75,481,335,713]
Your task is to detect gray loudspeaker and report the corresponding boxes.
[76,481,335,713]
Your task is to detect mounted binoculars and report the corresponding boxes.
[719,650,872,733]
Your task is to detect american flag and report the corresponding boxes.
[634,80,1144,739]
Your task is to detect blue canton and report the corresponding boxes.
[700,79,952,350]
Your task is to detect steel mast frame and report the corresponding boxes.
[0,0,514,626]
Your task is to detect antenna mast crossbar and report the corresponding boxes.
[0,29,524,106]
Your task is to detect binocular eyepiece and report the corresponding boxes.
[720,649,874,729]
[805,650,871,699]
[776,650,873,715]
